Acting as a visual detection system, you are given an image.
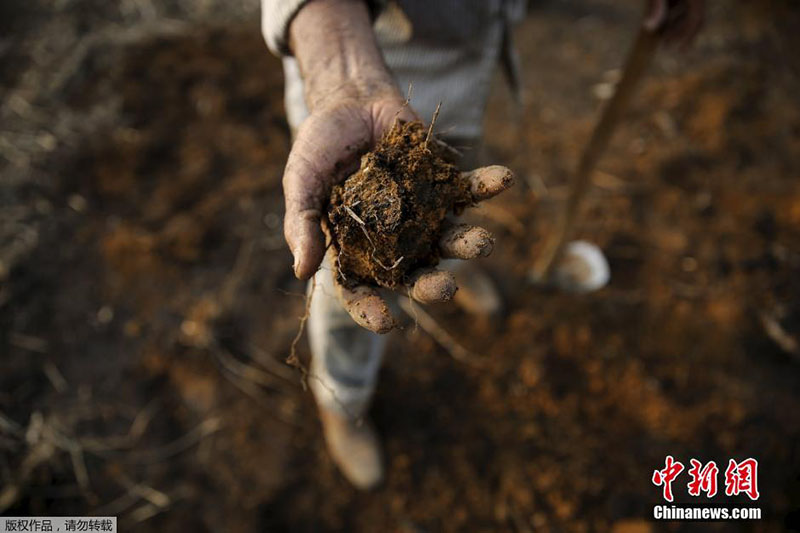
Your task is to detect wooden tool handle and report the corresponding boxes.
[531,27,660,281]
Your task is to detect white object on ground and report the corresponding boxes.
[550,240,610,293]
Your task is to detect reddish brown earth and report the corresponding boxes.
[2,1,799,531]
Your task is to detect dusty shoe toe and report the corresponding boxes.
[319,409,384,490]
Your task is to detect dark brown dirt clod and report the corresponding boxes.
[328,120,471,289]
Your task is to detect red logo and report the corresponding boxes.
[652,455,684,502]
[687,459,719,498]
[653,456,759,501]
[724,458,760,501]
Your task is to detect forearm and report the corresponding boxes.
[288,0,398,111]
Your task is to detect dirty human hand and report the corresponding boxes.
[283,0,514,333]
[644,0,705,47]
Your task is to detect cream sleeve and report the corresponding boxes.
[261,0,387,56]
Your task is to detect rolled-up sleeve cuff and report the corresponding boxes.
[262,0,387,57]
[262,0,308,56]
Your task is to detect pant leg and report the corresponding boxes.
[282,57,308,132]
[282,99,485,423]
[283,60,387,419]
[307,258,388,418]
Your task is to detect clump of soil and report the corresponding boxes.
[328,120,471,289]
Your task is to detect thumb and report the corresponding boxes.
[282,168,326,280]
[282,112,369,279]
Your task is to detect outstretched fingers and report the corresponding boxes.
[461,165,515,202]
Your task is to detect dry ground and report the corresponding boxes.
[2,1,799,531]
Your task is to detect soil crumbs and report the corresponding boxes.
[328,120,470,289]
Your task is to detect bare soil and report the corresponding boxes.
[2,1,799,532]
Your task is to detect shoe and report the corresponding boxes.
[318,407,384,490]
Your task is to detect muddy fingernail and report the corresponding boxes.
[466,166,516,201]
[440,224,495,259]
[411,270,456,304]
